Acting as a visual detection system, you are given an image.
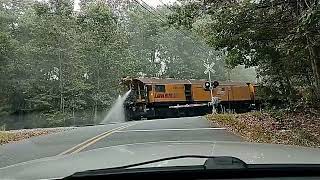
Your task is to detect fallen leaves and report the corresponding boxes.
[207,111,320,148]
[0,132,15,145]
[0,128,73,145]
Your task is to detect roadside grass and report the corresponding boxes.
[0,131,16,145]
[207,112,320,148]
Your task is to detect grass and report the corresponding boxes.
[0,131,15,145]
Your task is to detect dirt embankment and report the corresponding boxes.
[0,127,74,145]
[207,110,320,148]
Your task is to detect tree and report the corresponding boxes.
[124,2,226,79]
[77,1,132,122]
[167,0,320,105]
[0,0,32,114]
[0,0,231,129]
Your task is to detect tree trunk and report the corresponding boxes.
[58,49,66,126]
[94,102,97,124]
[310,45,320,100]
[284,75,294,101]
[307,37,320,100]
[72,101,75,126]
[94,58,100,124]
[59,50,64,112]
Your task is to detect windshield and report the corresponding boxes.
[1,0,320,178]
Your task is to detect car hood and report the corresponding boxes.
[1,141,320,179]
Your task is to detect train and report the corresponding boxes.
[121,77,259,120]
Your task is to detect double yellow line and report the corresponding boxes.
[58,122,139,156]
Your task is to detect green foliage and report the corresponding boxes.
[1,0,226,128]
[229,65,257,82]
[123,3,226,79]
[269,110,286,122]
[168,0,320,106]
[44,111,69,127]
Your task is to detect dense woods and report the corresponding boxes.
[2,0,317,130]
[168,0,320,107]
[0,0,231,129]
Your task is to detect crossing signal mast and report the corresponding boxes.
[204,62,219,114]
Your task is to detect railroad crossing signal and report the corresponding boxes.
[204,62,215,75]
[203,61,217,114]
[204,81,219,90]
[204,82,211,89]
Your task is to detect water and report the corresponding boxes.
[101,90,131,124]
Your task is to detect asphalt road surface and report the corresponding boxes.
[0,116,242,168]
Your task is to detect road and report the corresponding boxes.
[0,116,242,168]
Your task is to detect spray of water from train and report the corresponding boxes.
[101,90,131,124]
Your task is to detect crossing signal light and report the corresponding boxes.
[204,82,211,89]
[204,81,219,91]
[212,81,219,88]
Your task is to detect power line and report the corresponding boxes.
[140,0,168,20]
[131,0,166,23]
[138,0,213,57]
[159,0,175,12]
[125,1,202,76]
[129,0,223,76]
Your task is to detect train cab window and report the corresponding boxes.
[146,85,152,91]
[155,85,165,92]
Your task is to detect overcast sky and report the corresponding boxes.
[74,0,177,11]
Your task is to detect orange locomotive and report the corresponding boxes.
[122,77,258,120]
